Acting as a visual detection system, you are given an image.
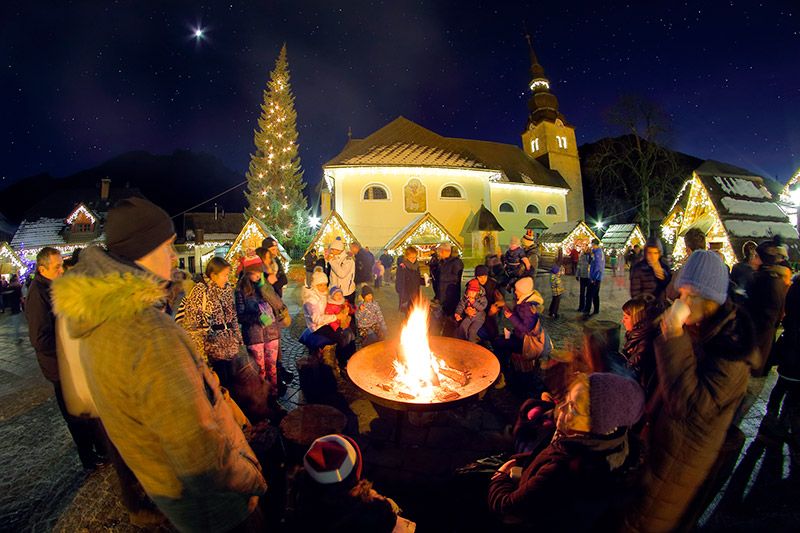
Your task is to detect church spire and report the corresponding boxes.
[524,33,561,127]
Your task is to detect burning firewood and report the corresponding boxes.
[397,391,416,400]
[377,383,392,392]
[438,365,470,386]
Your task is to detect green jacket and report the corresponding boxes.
[51,246,265,532]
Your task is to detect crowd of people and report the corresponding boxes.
[7,193,798,532]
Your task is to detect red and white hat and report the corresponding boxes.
[303,434,363,485]
[241,256,265,273]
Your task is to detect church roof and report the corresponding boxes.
[324,117,570,190]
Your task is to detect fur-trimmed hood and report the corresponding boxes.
[51,245,167,339]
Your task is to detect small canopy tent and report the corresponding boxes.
[661,161,800,266]
[384,212,462,262]
[225,216,291,267]
[303,210,358,257]
[600,224,645,254]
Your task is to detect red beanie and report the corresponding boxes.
[466,278,481,293]
[242,256,264,273]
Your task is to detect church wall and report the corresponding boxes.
[490,182,568,245]
[327,166,494,250]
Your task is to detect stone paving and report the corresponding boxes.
[0,270,798,531]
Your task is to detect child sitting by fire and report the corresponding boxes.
[454,278,488,343]
[325,286,355,345]
[356,285,387,346]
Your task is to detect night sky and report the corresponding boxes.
[3,1,800,193]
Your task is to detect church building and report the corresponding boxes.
[319,43,585,256]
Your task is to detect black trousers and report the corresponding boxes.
[52,381,107,467]
[578,278,590,310]
[585,281,601,314]
[210,359,235,390]
[549,294,561,317]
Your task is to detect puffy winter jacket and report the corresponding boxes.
[630,259,672,301]
[302,285,338,332]
[328,254,356,297]
[51,246,266,533]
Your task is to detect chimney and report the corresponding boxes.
[100,178,111,201]
[214,203,218,220]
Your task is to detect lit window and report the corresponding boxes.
[499,202,515,213]
[546,205,558,215]
[363,184,389,200]
[556,135,568,149]
[530,138,539,152]
[526,204,540,214]
[440,185,464,199]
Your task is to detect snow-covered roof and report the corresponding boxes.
[601,223,645,250]
[11,218,67,249]
[540,220,598,244]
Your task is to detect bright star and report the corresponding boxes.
[189,23,208,44]
[193,28,204,39]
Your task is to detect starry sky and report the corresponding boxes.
[3,0,800,193]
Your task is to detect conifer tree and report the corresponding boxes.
[245,44,308,247]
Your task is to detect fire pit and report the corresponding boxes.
[347,303,500,411]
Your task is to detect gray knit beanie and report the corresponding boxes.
[675,250,729,305]
[588,373,645,434]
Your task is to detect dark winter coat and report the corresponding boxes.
[624,300,756,533]
[6,281,22,314]
[777,278,800,381]
[304,253,318,273]
[630,259,672,301]
[508,299,541,340]
[235,277,286,345]
[729,261,755,302]
[25,274,59,382]
[747,265,789,373]
[623,320,659,401]
[489,429,638,531]
[271,256,288,297]
[437,255,464,313]
[293,477,397,532]
[379,253,393,271]
[395,258,422,310]
[479,276,505,340]
[354,247,375,285]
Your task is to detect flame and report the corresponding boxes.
[392,301,445,401]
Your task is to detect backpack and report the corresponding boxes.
[512,319,553,372]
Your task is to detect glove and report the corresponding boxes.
[662,299,690,338]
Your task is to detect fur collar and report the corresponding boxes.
[51,246,167,337]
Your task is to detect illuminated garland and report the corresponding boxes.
[541,222,598,255]
[389,219,461,256]
[185,240,234,249]
[671,176,737,267]
[305,211,357,256]
[0,243,25,274]
[225,217,289,265]
[65,204,97,225]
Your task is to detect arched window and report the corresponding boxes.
[526,204,540,214]
[499,202,515,213]
[546,205,558,215]
[440,184,465,199]
[363,184,389,200]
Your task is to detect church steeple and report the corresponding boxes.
[524,34,562,127]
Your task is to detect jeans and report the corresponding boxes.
[549,294,561,317]
[585,281,601,314]
[578,278,590,310]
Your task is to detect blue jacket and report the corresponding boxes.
[589,247,605,282]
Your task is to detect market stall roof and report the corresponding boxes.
[525,218,548,231]
[303,210,358,257]
[601,224,645,250]
[383,212,463,255]
[668,166,800,263]
[466,204,504,232]
[11,218,67,249]
[539,220,598,244]
[224,216,291,264]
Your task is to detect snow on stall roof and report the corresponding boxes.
[723,219,799,240]
[713,176,770,200]
[719,197,786,219]
[10,218,66,248]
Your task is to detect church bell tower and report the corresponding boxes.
[520,36,585,221]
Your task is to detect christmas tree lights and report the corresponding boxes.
[244,44,309,246]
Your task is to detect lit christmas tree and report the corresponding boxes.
[245,44,310,253]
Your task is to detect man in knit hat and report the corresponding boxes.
[51,197,266,532]
[625,250,756,532]
[489,372,644,529]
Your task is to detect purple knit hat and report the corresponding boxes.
[588,373,644,434]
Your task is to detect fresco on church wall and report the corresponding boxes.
[404,178,427,213]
